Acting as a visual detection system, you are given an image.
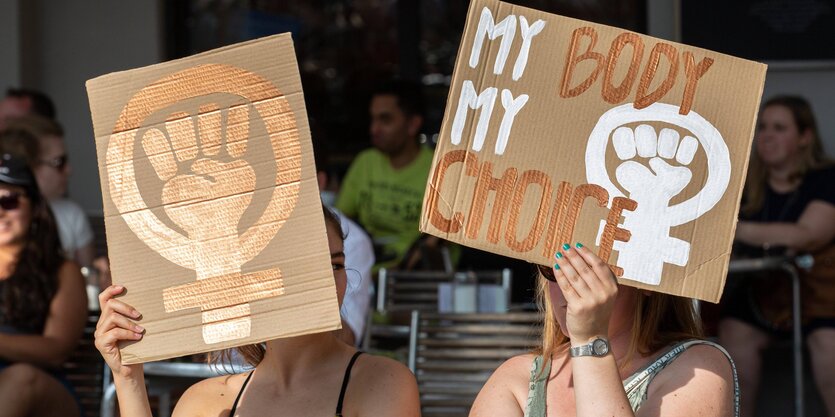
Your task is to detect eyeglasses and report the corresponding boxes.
[0,193,23,211]
[536,264,557,282]
[39,155,69,171]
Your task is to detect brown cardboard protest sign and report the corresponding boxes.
[421,0,767,302]
[87,33,340,363]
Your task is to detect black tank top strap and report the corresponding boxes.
[229,370,255,416]
[335,351,364,417]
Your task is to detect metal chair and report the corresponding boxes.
[376,268,512,314]
[727,255,811,417]
[407,311,541,417]
[62,313,105,417]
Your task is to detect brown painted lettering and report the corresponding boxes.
[597,196,637,277]
[505,170,553,252]
[680,52,714,115]
[558,184,609,247]
[466,162,518,244]
[602,33,644,104]
[634,43,679,110]
[428,150,471,233]
[560,27,605,98]
[541,181,572,258]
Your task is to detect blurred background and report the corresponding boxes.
[0,0,833,217]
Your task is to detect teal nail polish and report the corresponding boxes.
[575,242,584,248]
[555,252,563,259]
[562,243,571,250]
[553,263,561,270]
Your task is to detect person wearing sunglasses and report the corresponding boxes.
[0,116,96,269]
[0,153,87,416]
[94,206,420,417]
[470,243,739,417]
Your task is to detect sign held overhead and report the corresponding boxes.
[421,0,767,302]
[87,34,340,363]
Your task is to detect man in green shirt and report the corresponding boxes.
[336,80,434,270]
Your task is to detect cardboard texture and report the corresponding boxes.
[421,0,767,302]
[86,33,340,363]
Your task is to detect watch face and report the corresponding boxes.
[592,338,609,356]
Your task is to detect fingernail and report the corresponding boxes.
[562,243,571,250]
[134,332,143,339]
[553,263,561,270]
[575,242,583,248]
[555,252,563,259]
[132,310,141,318]
[134,325,144,332]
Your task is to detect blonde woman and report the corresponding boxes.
[471,243,738,416]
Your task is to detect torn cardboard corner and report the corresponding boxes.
[420,0,767,303]
[86,33,341,364]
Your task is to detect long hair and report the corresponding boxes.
[210,205,346,368]
[535,272,703,367]
[742,95,832,216]
[0,185,64,333]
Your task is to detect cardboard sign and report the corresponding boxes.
[87,34,340,363]
[421,0,767,302]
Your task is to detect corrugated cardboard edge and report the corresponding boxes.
[419,0,771,303]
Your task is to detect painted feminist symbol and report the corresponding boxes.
[105,64,301,344]
[585,103,731,285]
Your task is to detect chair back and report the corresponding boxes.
[408,311,541,417]
[63,313,105,417]
[376,269,511,314]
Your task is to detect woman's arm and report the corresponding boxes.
[0,261,87,367]
[736,200,835,252]
[94,285,152,417]
[556,244,634,417]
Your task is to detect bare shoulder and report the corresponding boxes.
[640,343,736,417]
[469,353,539,417]
[173,372,249,417]
[350,354,420,417]
[352,354,417,393]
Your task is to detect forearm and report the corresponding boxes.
[0,333,74,367]
[572,354,634,417]
[113,370,153,417]
[736,221,822,251]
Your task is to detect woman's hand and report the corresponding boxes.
[552,243,618,344]
[94,285,144,379]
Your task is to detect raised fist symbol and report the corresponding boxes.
[614,125,698,200]
[585,103,731,286]
[142,104,255,278]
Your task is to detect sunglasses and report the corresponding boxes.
[0,193,23,211]
[536,264,557,282]
[40,155,69,171]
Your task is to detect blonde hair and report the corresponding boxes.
[742,96,832,216]
[534,272,703,367]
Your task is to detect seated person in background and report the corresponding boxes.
[1,116,96,268]
[315,132,375,347]
[0,88,56,129]
[0,154,87,417]
[720,95,835,417]
[95,206,420,417]
[471,243,738,416]
[336,80,438,270]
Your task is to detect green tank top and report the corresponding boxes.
[523,339,739,417]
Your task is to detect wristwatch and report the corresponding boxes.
[569,336,610,358]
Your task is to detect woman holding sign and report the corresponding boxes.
[0,152,87,417]
[470,243,739,416]
[721,95,835,417]
[95,207,420,416]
